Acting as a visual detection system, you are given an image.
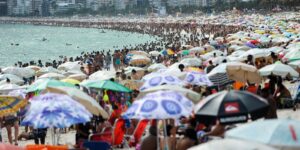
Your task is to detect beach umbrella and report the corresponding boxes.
[0,143,25,150]
[128,50,150,57]
[0,95,27,117]
[120,80,143,90]
[8,89,26,99]
[89,70,116,81]
[239,48,269,61]
[188,139,277,150]
[124,66,145,76]
[26,65,41,72]
[289,60,300,69]
[129,55,151,66]
[185,72,213,86]
[283,47,300,62]
[0,74,24,85]
[57,61,81,71]
[67,73,87,81]
[207,63,235,87]
[245,41,257,48]
[180,58,202,67]
[80,80,132,93]
[226,119,300,150]
[22,93,91,128]
[200,50,225,60]
[2,67,35,78]
[190,47,204,53]
[147,63,167,72]
[204,56,227,66]
[179,50,190,56]
[38,73,65,80]
[259,62,299,77]
[26,78,75,93]
[0,83,21,91]
[36,66,62,76]
[42,87,108,118]
[185,67,204,73]
[195,90,269,125]
[122,90,194,119]
[60,78,80,85]
[140,74,184,91]
[62,70,84,76]
[149,51,160,57]
[226,62,262,84]
[138,85,201,104]
[160,49,175,55]
[203,44,215,51]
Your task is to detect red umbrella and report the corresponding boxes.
[250,40,260,45]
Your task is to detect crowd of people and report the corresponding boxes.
[0,11,299,150]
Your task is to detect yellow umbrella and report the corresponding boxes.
[0,95,27,116]
[61,78,80,85]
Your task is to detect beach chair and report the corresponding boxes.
[89,119,126,147]
[123,119,149,147]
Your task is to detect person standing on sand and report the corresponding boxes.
[105,52,111,71]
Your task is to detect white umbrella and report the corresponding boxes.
[180,58,202,67]
[123,90,194,119]
[89,70,116,80]
[149,51,161,57]
[188,139,277,150]
[2,67,35,78]
[36,66,62,76]
[26,65,41,71]
[201,50,225,60]
[140,73,184,91]
[129,55,151,66]
[68,73,87,81]
[128,51,150,57]
[190,47,204,53]
[239,48,270,61]
[57,61,81,71]
[0,74,24,85]
[138,85,201,103]
[259,63,299,77]
[38,73,65,80]
[0,83,21,91]
[148,63,167,72]
[43,87,109,118]
[226,62,262,84]
[124,66,145,75]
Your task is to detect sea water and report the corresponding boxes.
[0,24,156,66]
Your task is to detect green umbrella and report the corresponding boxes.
[26,78,75,93]
[81,80,132,93]
[181,50,190,55]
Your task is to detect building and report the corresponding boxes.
[41,0,50,16]
[7,0,26,15]
[0,0,8,15]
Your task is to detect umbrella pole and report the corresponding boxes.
[157,120,160,150]
[51,128,55,145]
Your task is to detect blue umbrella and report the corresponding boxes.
[21,93,92,128]
[226,119,300,149]
[122,90,194,119]
[140,73,184,91]
[185,72,213,86]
